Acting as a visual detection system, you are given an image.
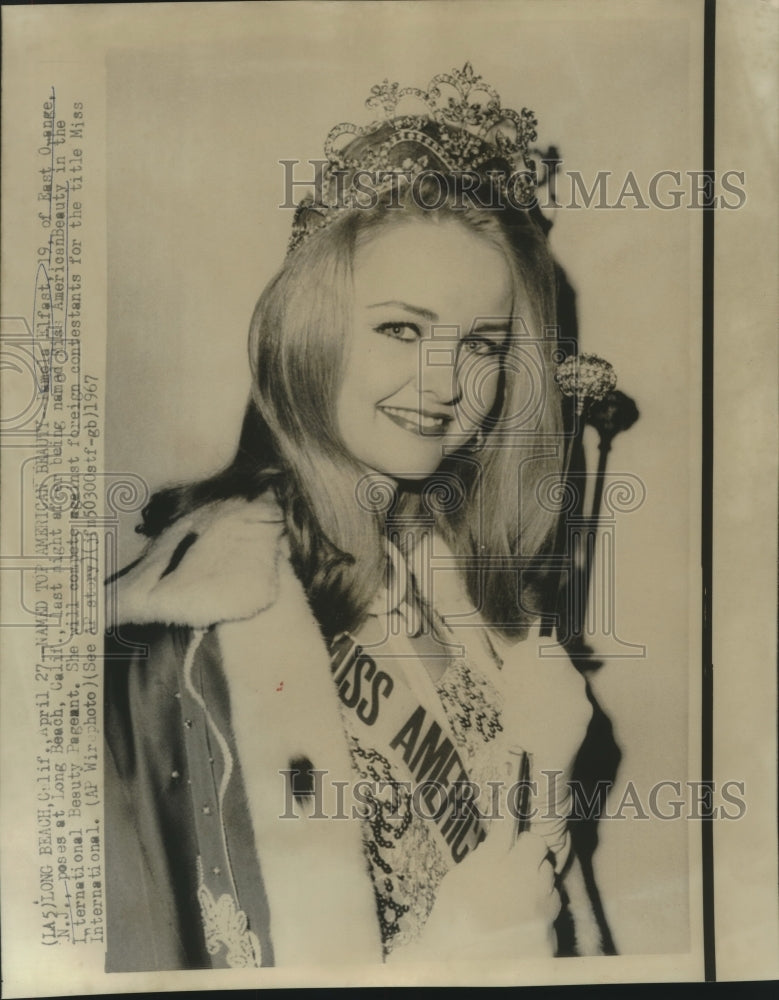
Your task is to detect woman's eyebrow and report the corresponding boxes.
[471,320,512,334]
[365,300,438,321]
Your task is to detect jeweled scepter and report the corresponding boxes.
[549,354,622,647]
[554,353,618,474]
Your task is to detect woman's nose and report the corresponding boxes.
[415,336,462,405]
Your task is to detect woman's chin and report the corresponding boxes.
[350,451,449,484]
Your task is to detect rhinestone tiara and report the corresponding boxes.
[287,62,539,254]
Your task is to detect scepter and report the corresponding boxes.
[545,354,620,646]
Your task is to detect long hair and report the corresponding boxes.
[140,172,563,637]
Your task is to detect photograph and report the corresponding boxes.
[1,1,776,995]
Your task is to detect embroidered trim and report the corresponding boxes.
[184,628,240,899]
[347,739,447,955]
[197,875,262,968]
[436,658,503,753]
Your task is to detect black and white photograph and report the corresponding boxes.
[0,1,776,994]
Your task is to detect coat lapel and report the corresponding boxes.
[110,497,382,966]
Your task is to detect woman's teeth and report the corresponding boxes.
[381,406,447,432]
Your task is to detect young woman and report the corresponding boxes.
[104,64,599,972]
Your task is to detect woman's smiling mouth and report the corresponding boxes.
[379,404,451,435]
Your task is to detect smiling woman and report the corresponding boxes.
[104,64,599,972]
[338,221,513,479]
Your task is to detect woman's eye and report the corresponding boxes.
[374,321,421,341]
[461,337,505,358]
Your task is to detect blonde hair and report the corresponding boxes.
[246,175,563,634]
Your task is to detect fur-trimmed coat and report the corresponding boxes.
[104,496,599,972]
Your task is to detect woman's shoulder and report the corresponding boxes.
[106,495,288,629]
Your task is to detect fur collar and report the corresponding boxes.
[108,496,287,629]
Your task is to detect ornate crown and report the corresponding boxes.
[288,63,539,254]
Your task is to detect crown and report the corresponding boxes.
[288,63,539,254]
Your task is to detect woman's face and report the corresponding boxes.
[336,219,515,481]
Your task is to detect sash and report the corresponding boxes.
[328,615,494,868]
[322,539,518,953]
